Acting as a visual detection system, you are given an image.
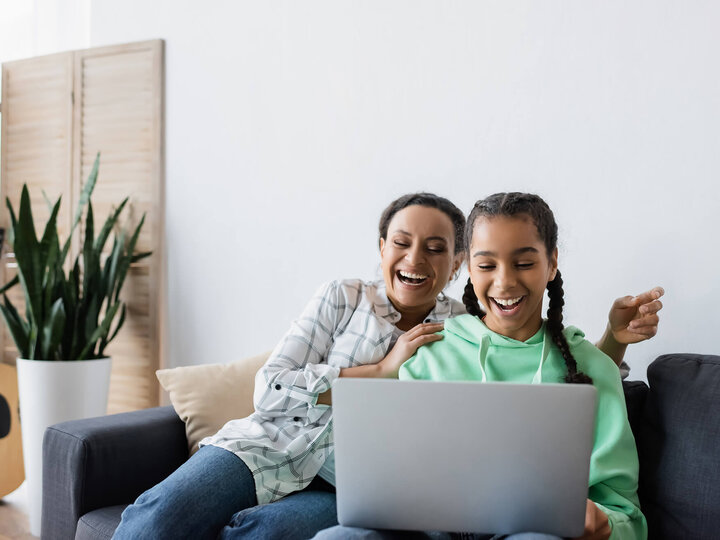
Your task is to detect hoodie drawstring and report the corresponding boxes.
[476,328,550,384]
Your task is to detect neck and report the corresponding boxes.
[396,306,434,331]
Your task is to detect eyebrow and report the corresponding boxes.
[472,247,539,257]
[394,230,448,243]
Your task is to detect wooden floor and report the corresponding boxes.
[0,483,37,540]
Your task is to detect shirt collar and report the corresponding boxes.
[371,280,452,324]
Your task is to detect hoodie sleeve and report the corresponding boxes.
[252,281,343,421]
[571,337,648,540]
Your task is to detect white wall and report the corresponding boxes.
[0,0,90,63]
[10,1,720,380]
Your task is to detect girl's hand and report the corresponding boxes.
[607,286,664,345]
[573,499,611,540]
[377,322,445,378]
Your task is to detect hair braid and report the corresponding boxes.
[545,271,592,385]
[462,278,485,319]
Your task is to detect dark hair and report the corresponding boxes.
[378,192,466,255]
[461,192,592,385]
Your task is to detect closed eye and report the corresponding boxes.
[516,263,534,269]
[477,265,495,271]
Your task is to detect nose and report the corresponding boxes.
[494,265,517,290]
[404,243,424,265]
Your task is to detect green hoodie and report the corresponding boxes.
[399,314,647,540]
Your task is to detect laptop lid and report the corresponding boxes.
[332,379,597,537]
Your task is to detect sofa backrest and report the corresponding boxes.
[625,354,720,540]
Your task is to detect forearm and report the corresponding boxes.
[317,363,387,405]
[595,324,628,367]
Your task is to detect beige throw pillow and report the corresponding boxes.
[156,351,271,454]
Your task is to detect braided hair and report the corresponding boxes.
[461,192,592,385]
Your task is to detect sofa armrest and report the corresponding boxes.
[42,405,188,540]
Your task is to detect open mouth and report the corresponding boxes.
[396,270,429,285]
[491,296,525,313]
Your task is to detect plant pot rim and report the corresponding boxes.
[16,357,111,363]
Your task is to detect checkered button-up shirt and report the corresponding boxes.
[200,279,465,504]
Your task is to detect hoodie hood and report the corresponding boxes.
[443,314,587,384]
[445,314,586,348]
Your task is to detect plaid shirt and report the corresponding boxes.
[200,279,465,504]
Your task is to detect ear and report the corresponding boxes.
[452,252,464,275]
[379,237,386,257]
[548,247,559,282]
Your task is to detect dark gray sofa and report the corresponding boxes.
[41,353,720,539]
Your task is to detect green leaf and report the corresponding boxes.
[131,251,153,263]
[40,298,65,360]
[113,214,146,303]
[94,197,128,253]
[78,301,121,360]
[61,152,100,263]
[0,294,29,358]
[99,302,126,357]
[0,275,19,295]
[12,186,42,327]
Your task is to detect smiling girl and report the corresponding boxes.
[315,192,644,540]
[114,193,658,540]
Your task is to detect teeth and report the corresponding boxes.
[399,271,428,280]
[493,297,522,306]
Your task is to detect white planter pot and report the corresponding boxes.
[16,357,111,537]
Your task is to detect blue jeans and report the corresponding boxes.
[113,445,338,540]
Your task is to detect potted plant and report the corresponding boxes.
[0,154,150,535]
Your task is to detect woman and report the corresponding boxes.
[112,193,662,540]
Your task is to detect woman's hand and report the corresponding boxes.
[317,321,445,404]
[608,286,664,345]
[376,322,445,378]
[572,499,611,540]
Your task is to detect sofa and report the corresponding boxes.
[41,353,720,540]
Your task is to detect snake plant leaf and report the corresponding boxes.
[77,300,121,360]
[0,155,150,361]
[0,294,29,358]
[0,275,19,295]
[113,214,146,303]
[60,153,100,263]
[82,201,97,300]
[106,231,126,304]
[13,186,42,327]
[41,190,54,213]
[27,320,38,359]
[131,251,152,263]
[94,198,128,253]
[40,298,66,360]
[99,303,126,357]
[40,202,62,318]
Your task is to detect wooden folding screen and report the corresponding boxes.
[0,40,164,413]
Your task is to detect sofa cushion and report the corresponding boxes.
[156,352,270,454]
[638,354,720,539]
[622,379,648,438]
[75,505,126,540]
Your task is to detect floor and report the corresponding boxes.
[0,483,36,540]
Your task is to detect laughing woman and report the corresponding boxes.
[112,193,662,540]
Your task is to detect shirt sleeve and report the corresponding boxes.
[253,281,343,421]
[577,342,647,540]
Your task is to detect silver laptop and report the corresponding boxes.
[332,379,597,537]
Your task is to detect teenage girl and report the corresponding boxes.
[315,192,646,540]
[113,193,657,540]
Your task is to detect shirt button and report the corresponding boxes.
[274,384,281,390]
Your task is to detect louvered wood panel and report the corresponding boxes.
[73,40,164,414]
[0,53,74,366]
[0,41,164,413]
